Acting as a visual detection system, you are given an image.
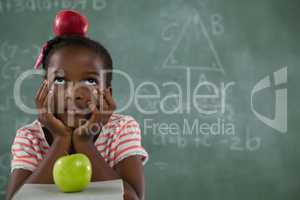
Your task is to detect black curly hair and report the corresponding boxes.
[41,35,113,87]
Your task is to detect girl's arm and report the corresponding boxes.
[114,156,145,200]
[74,140,145,200]
[25,137,71,183]
[72,89,146,200]
[24,79,73,183]
[5,169,32,200]
[5,137,71,200]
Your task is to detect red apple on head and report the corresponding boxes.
[53,10,89,37]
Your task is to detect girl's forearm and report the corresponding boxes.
[74,141,119,181]
[25,137,71,184]
[74,142,140,200]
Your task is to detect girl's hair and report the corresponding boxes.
[42,35,113,87]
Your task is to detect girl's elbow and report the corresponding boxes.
[123,189,143,200]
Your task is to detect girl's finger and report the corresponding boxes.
[102,96,110,113]
[48,87,56,113]
[39,81,49,104]
[86,101,97,123]
[101,95,114,117]
[97,92,106,112]
[36,80,47,102]
[84,102,101,135]
[43,86,54,113]
[91,88,98,103]
[103,88,116,110]
[94,88,103,108]
[36,81,48,111]
[87,101,97,121]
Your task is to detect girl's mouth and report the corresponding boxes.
[64,107,88,114]
[65,109,77,114]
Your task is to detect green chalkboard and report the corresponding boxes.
[0,0,299,200]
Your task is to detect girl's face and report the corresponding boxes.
[45,45,107,128]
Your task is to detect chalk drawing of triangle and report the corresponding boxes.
[162,12,225,74]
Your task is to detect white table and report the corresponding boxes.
[12,179,124,200]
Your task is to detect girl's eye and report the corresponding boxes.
[54,77,65,85]
[83,78,98,86]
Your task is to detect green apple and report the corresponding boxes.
[53,153,92,193]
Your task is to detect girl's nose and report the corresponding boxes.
[64,82,91,108]
[65,82,74,100]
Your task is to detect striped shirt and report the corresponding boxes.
[10,113,149,173]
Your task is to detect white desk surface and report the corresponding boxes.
[12,179,124,200]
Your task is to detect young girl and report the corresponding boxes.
[6,10,148,200]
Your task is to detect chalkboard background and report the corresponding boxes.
[0,0,299,199]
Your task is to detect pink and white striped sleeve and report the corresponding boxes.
[10,129,38,173]
[114,116,149,166]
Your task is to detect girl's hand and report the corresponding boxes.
[35,80,72,141]
[73,88,116,145]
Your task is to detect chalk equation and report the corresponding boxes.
[161,9,225,73]
[151,134,261,152]
[0,0,106,13]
